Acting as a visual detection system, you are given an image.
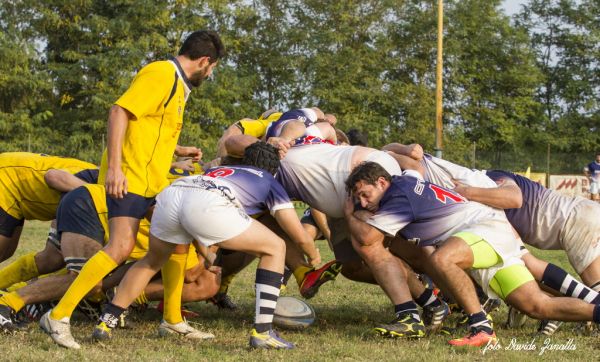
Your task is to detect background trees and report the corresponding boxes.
[0,0,597,172]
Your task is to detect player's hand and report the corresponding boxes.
[308,248,321,267]
[353,209,373,222]
[343,196,355,217]
[171,159,195,171]
[105,167,127,199]
[207,265,222,276]
[176,145,203,162]
[267,137,292,159]
[451,179,470,199]
[407,143,424,161]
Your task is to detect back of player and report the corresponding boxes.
[420,154,496,190]
[0,152,96,221]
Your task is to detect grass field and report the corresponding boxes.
[1,220,598,361]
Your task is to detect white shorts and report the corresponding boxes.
[150,185,252,247]
[590,181,599,195]
[561,199,600,274]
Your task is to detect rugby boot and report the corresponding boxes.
[300,260,343,299]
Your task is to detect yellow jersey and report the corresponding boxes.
[99,59,191,198]
[0,152,96,220]
[238,112,282,138]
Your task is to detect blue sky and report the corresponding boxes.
[502,0,527,15]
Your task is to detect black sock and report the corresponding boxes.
[394,301,420,321]
[415,288,442,308]
[468,311,493,334]
[99,302,126,328]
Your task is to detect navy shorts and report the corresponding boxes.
[0,207,24,237]
[56,186,105,246]
[107,192,155,219]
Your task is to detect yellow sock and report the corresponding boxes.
[0,292,25,313]
[218,274,236,294]
[293,266,313,287]
[162,253,187,324]
[6,281,27,293]
[0,252,39,289]
[51,251,117,320]
[134,290,148,305]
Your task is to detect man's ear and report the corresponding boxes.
[198,56,210,68]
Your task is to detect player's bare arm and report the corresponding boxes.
[310,208,331,242]
[273,208,321,267]
[44,170,87,192]
[217,121,247,157]
[343,196,385,247]
[224,134,260,158]
[385,151,426,177]
[382,142,424,161]
[452,178,523,209]
[175,145,202,161]
[105,105,132,199]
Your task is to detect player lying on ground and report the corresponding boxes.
[345,162,600,347]
[91,143,319,350]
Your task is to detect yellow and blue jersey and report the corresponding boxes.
[0,152,96,220]
[237,112,282,139]
[99,59,191,198]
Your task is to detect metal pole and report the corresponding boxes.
[546,143,550,186]
[434,0,444,158]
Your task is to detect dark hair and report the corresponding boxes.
[179,30,225,63]
[347,128,368,146]
[345,162,391,195]
[242,142,280,175]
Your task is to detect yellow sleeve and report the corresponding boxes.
[115,62,175,120]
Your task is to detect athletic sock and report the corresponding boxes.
[0,252,39,289]
[161,253,187,324]
[541,263,600,304]
[51,250,117,320]
[468,311,493,334]
[593,305,600,324]
[0,292,25,313]
[254,268,283,333]
[394,301,421,321]
[218,274,236,294]
[134,290,148,306]
[293,265,313,287]
[98,302,127,329]
[415,288,442,308]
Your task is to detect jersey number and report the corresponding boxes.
[205,168,235,178]
[429,184,466,204]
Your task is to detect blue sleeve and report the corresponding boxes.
[266,178,294,213]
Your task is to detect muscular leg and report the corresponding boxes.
[0,226,22,262]
[580,256,600,291]
[427,237,480,315]
[506,281,598,322]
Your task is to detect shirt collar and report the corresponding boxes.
[169,56,193,98]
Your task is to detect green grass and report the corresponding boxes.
[1,220,598,361]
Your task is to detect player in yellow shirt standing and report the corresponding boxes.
[41,30,224,349]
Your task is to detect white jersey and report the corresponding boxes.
[276,143,402,218]
[421,154,497,189]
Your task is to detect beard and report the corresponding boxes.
[189,68,210,87]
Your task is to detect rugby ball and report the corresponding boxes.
[273,296,315,329]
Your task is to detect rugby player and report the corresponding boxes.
[43,30,224,338]
[452,169,600,334]
[92,143,319,349]
[0,152,96,262]
[584,152,600,201]
[345,162,600,347]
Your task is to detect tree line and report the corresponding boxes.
[0,0,598,172]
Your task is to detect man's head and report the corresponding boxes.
[596,152,600,163]
[347,128,368,146]
[242,142,280,175]
[178,30,225,87]
[345,162,392,212]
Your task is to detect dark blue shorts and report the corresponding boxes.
[56,186,105,246]
[0,207,24,237]
[107,192,155,219]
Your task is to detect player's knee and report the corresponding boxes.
[516,297,548,319]
[104,239,135,263]
[263,237,286,258]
